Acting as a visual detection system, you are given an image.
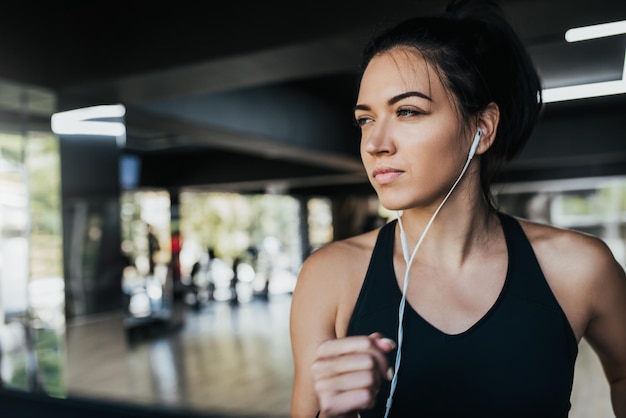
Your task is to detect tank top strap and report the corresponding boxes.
[497,211,566,311]
[497,210,578,360]
[347,219,399,335]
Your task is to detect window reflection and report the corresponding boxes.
[0,80,64,396]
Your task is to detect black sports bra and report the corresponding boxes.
[347,212,577,417]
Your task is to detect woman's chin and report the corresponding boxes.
[376,199,405,213]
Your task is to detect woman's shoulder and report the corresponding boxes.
[514,216,616,267]
[301,227,383,277]
[292,226,387,334]
[294,226,388,302]
[517,217,621,292]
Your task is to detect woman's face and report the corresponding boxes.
[355,48,472,211]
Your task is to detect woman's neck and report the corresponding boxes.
[396,198,498,267]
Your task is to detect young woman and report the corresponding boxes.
[289,0,626,417]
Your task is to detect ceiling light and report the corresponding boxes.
[51,104,126,146]
[542,79,626,103]
[565,20,626,42]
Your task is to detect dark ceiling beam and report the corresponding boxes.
[124,107,363,172]
[135,147,367,190]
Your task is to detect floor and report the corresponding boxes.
[64,293,614,418]
[65,295,294,418]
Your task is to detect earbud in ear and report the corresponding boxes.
[468,128,482,160]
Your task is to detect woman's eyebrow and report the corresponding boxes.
[354,91,432,113]
[389,91,432,105]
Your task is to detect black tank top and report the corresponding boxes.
[347,212,578,418]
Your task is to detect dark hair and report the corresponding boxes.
[359,0,543,208]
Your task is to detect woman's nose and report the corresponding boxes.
[363,121,395,155]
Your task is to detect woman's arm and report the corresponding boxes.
[582,238,626,418]
[290,246,339,417]
[290,241,394,418]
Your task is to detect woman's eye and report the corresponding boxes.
[397,108,420,118]
[354,116,373,127]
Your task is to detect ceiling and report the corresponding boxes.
[1,0,625,196]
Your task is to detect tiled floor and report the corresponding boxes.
[64,293,614,418]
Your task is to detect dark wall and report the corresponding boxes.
[504,95,626,182]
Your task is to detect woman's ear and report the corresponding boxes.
[475,102,500,155]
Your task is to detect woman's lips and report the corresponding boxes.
[372,167,403,185]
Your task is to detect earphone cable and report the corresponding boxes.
[383,149,476,418]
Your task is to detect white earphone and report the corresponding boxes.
[468,127,482,160]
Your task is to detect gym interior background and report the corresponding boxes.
[0,1,625,416]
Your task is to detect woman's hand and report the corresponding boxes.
[311,332,396,418]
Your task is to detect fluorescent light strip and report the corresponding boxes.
[51,120,126,137]
[565,20,626,42]
[51,104,126,145]
[542,79,626,103]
